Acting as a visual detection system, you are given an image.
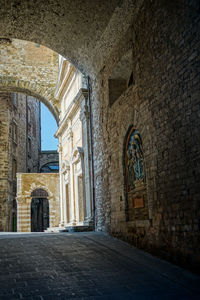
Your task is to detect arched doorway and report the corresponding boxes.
[31,189,49,232]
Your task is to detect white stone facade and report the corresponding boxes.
[55,57,93,229]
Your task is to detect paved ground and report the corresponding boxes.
[0,232,199,300]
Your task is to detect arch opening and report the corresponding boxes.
[40,161,59,173]
[0,38,61,123]
[0,0,127,75]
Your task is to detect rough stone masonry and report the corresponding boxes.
[91,0,200,272]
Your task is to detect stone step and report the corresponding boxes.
[45,225,94,233]
[59,225,94,233]
[44,227,62,233]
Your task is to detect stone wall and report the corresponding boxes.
[17,173,60,232]
[0,92,28,231]
[13,94,27,174]
[0,39,59,121]
[91,1,200,271]
[26,96,41,173]
[7,93,27,231]
[0,93,10,231]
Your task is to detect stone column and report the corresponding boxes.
[79,150,85,223]
[63,166,70,226]
[63,177,68,226]
[16,197,23,232]
[16,196,31,232]
[48,197,53,228]
[69,129,76,225]
[80,95,92,225]
[64,170,69,224]
[74,171,79,223]
[73,149,84,225]
[58,143,64,227]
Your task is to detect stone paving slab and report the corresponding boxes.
[0,232,199,299]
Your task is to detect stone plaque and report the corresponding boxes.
[133,196,144,208]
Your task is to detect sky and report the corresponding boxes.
[41,103,58,150]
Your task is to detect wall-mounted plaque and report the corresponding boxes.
[133,196,144,208]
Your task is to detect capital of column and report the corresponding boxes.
[16,196,24,205]
[58,144,63,153]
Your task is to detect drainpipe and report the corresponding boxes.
[87,76,95,227]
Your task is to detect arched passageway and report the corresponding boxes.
[31,189,49,232]
[0,0,199,272]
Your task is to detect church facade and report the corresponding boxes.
[54,56,93,230]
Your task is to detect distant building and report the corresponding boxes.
[0,92,59,232]
[39,151,59,173]
[0,92,41,231]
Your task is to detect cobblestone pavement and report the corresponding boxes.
[0,232,199,300]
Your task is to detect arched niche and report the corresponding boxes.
[123,125,149,222]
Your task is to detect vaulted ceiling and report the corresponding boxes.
[0,0,141,75]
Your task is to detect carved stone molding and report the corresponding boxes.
[61,160,70,174]
[71,147,84,164]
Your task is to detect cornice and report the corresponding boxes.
[55,63,76,100]
[55,88,88,137]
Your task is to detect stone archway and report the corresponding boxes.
[16,173,60,232]
[0,83,59,123]
[0,38,59,122]
[31,189,49,232]
[0,0,135,75]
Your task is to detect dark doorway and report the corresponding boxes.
[31,189,49,232]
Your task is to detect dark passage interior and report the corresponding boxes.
[31,189,49,232]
